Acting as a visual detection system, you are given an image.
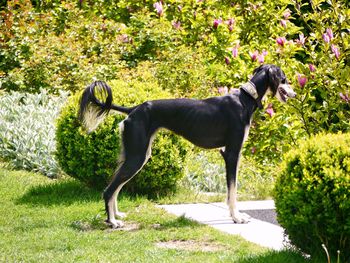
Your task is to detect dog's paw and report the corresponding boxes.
[115,211,127,219]
[231,210,251,224]
[105,219,124,229]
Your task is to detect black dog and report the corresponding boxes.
[78,64,296,228]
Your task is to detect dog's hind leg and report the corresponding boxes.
[103,116,155,228]
[220,145,251,224]
[103,156,146,228]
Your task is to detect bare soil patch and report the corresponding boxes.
[156,240,225,252]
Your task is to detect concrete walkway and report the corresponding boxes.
[159,200,287,250]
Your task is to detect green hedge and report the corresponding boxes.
[274,133,350,261]
[55,79,189,196]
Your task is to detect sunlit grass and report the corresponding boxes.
[0,167,309,262]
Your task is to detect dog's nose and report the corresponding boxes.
[287,85,297,98]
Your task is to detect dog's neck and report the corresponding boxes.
[240,80,263,109]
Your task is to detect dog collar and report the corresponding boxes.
[241,81,258,100]
[240,81,263,109]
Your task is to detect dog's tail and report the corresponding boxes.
[78,81,135,133]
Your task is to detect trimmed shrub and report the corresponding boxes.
[55,79,190,196]
[274,133,350,261]
[0,90,67,177]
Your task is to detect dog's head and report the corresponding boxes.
[253,64,296,103]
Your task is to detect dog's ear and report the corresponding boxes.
[253,65,265,75]
[267,66,280,95]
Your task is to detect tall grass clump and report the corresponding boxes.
[0,90,67,177]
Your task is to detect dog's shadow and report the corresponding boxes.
[16,179,101,207]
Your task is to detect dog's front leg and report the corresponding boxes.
[220,148,251,224]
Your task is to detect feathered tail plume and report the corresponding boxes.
[78,81,113,133]
[78,81,135,133]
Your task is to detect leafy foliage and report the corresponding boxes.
[274,133,350,261]
[184,150,275,200]
[56,78,190,195]
[1,0,348,166]
[0,90,67,177]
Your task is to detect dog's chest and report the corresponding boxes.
[243,118,253,142]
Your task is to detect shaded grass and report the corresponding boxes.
[0,168,310,262]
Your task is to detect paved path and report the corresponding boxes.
[159,200,287,250]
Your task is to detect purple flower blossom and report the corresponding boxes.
[340,92,350,103]
[326,28,333,39]
[153,2,163,16]
[249,50,267,63]
[232,44,239,58]
[297,74,307,88]
[322,33,330,43]
[283,10,291,19]
[225,56,230,65]
[213,18,222,29]
[226,18,235,26]
[296,33,306,46]
[257,54,265,64]
[276,37,286,47]
[266,103,275,117]
[172,20,181,30]
[309,64,316,72]
[249,51,259,61]
[331,44,340,60]
[280,19,287,28]
[218,86,228,95]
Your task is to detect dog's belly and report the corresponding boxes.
[165,124,227,149]
[183,135,226,149]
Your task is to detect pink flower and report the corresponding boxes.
[296,33,306,46]
[213,18,222,29]
[283,10,291,19]
[326,28,333,39]
[266,103,275,117]
[257,54,265,64]
[276,37,286,47]
[322,33,330,43]
[249,50,267,63]
[153,2,163,16]
[226,18,235,31]
[309,64,316,72]
[280,19,287,28]
[218,86,228,95]
[340,92,350,103]
[331,44,340,60]
[297,74,307,88]
[172,21,181,29]
[232,44,239,58]
[249,50,259,61]
[226,18,235,26]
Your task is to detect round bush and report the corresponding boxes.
[274,133,350,260]
[56,78,189,196]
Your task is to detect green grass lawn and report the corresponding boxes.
[0,167,309,262]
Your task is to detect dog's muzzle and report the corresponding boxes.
[277,84,296,103]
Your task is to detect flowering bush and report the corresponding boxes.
[0,0,349,169]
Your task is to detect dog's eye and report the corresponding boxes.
[281,78,287,84]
